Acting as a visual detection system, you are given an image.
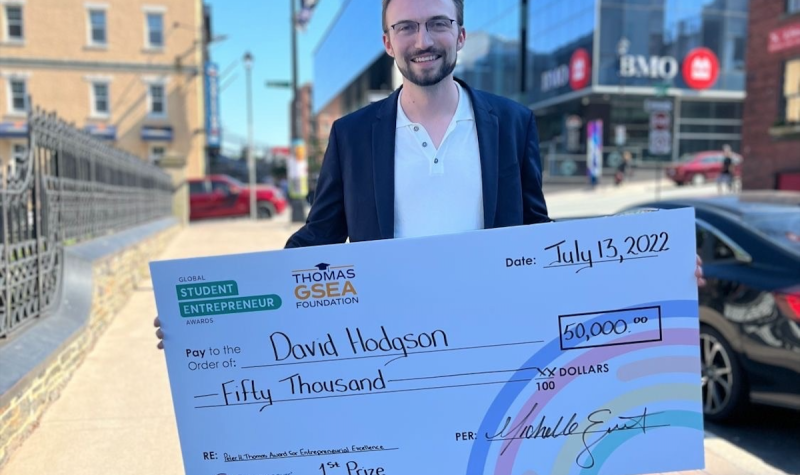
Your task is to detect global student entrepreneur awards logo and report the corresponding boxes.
[292,262,359,309]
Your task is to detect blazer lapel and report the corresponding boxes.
[372,89,400,239]
[462,81,499,229]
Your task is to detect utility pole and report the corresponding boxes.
[288,0,306,222]
[244,51,256,220]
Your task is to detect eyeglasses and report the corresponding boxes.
[389,18,457,37]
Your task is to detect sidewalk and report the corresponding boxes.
[1,187,781,475]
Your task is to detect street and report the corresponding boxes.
[706,405,800,475]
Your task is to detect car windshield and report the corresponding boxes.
[743,210,800,257]
[226,176,245,187]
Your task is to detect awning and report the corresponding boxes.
[84,123,117,140]
[0,121,28,138]
[141,125,173,141]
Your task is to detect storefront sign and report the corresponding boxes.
[540,48,591,92]
[620,55,679,80]
[619,48,719,90]
[0,121,27,138]
[569,48,591,90]
[204,62,222,148]
[541,65,569,92]
[768,23,800,53]
[682,48,719,90]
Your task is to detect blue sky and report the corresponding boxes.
[206,0,344,152]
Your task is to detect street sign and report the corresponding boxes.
[644,99,673,112]
[615,125,627,146]
[649,130,672,155]
[650,111,671,130]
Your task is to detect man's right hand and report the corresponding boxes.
[154,316,164,349]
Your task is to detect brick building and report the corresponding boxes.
[741,0,800,190]
[0,0,211,178]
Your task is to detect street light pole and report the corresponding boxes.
[288,0,306,223]
[244,51,256,220]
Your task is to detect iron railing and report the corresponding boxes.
[0,108,173,339]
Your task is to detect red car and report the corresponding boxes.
[188,174,287,220]
[665,150,742,186]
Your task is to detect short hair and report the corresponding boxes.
[382,0,464,32]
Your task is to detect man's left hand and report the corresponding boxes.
[696,254,706,287]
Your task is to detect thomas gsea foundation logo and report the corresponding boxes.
[292,262,359,309]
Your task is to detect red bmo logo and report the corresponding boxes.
[682,47,719,90]
[569,48,591,90]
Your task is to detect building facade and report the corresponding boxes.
[741,0,800,190]
[0,0,209,178]
[313,0,750,180]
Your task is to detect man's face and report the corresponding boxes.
[383,0,465,87]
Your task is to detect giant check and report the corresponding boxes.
[150,208,704,475]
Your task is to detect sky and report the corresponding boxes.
[206,0,344,153]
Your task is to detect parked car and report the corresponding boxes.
[622,191,800,422]
[665,150,742,186]
[188,174,287,221]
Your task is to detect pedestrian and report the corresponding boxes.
[154,0,705,347]
[615,151,632,186]
[717,144,734,194]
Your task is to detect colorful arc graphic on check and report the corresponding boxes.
[467,299,703,475]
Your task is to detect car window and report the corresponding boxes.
[701,155,722,164]
[211,180,230,193]
[743,212,800,257]
[696,225,735,261]
[189,181,209,195]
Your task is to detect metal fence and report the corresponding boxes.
[0,108,174,339]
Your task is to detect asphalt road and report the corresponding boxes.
[706,404,800,475]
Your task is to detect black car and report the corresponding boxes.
[622,191,800,422]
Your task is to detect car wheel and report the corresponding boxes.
[692,173,706,186]
[257,202,277,219]
[700,325,747,422]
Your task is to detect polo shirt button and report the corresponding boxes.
[414,126,419,132]
[422,142,428,147]
[434,158,439,163]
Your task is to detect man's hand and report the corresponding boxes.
[154,316,164,350]
[696,254,706,287]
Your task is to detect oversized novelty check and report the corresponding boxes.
[150,207,704,475]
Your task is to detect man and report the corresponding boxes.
[155,0,704,347]
[285,0,549,248]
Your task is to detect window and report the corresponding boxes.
[146,13,163,48]
[784,59,800,123]
[189,180,209,195]
[5,5,23,41]
[149,145,165,164]
[8,78,27,113]
[148,83,166,116]
[89,9,107,45]
[92,82,110,116]
[696,226,734,261]
[789,0,800,14]
[11,143,26,163]
[210,179,231,194]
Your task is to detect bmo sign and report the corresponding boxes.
[620,55,679,80]
[541,48,591,92]
[620,47,720,90]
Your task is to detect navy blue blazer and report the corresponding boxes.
[285,79,551,248]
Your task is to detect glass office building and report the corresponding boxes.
[314,0,748,176]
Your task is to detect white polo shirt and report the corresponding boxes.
[394,82,484,239]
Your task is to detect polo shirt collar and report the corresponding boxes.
[396,81,474,129]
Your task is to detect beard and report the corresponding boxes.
[397,48,457,87]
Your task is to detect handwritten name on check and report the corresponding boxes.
[150,207,705,475]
